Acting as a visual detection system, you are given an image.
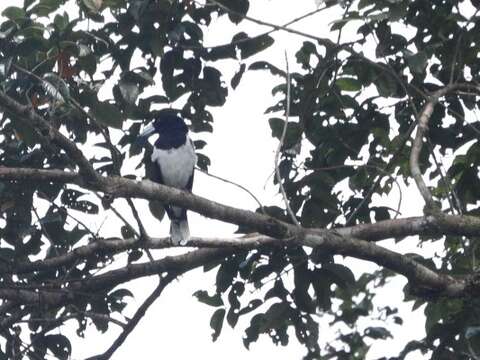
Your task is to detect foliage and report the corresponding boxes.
[1,0,480,359]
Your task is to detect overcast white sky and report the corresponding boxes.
[0,1,435,359]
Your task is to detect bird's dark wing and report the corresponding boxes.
[186,170,194,192]
[186,139,195,192]
[148,158,179,220]
[149,158,164,185]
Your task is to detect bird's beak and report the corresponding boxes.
[135,123,156,147]
[139,123,155,138]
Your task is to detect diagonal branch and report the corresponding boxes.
[0,91,98,182]
[85,274,175,360]
[409,85,460,209]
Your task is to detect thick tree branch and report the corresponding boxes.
[0,166,293,239]
[5,233,472,302]
[4,166,480,245]
[0,288,72,305]
[0,234,273,275]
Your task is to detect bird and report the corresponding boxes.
[137,112,196,245]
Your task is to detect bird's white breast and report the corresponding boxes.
[151,139,196,189]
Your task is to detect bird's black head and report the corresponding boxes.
[136,112,189,149]
[151,113,188,135]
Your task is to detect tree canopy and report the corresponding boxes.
[1,0,480,359]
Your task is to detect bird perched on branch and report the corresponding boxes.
[137,112,196,245]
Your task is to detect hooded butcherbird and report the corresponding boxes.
[137,113,196,245]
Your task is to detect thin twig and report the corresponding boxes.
[182,5,327,52]
[48,200,99,241]
[204,0,336,47]
[125,198,155,263]
[94,193,139,238]
[274,53,300,227]
[426,138,463,214]
[307,163,403,219]
[345,122,416,225]
[196,167,264,212]
[449,34,463,85]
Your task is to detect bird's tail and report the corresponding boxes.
[170,219,190,245]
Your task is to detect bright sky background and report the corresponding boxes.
[0,1,436,359]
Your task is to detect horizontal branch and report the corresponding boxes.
[3,166,480,300]
[0,166,293,239]
[0,234,274,275]
[2,214,480,277]
[0,248,231,308]
[0,288,73,305]
[5,167,480,243]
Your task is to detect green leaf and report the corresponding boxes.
[90,101,125,129]
[2,6,26,21]
[42,73,70,102]
[268,118,303,150]
[10,115,38,146]
[335,77,362,92]
[322,263,356,291]
[83,0,103,13]
[108,288,134,300]
[364,326,392,340]
[43,334,71,360]
[293,262,314,313]
[127,249,143,263]
[405,51,428,75]
[238,299,263,316]
[249,61,286,77]
[61,189,99,214]
[301,199,325,227]
[231,63,246,89]
[121,225,135,239]
[217,0,249,24]
[31,0,64,17]
[232,33,274,59]
[193,290,223,307]
[118,80,139,104]
[148,201,165,222]
[193,140,207,150]
[196,153,210,170]
[374,72,398,97]
[216,259,237,293]
[78,54,97,75]
[210,308,226,342]
[249,264,274,284]
[54,12,69,31]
